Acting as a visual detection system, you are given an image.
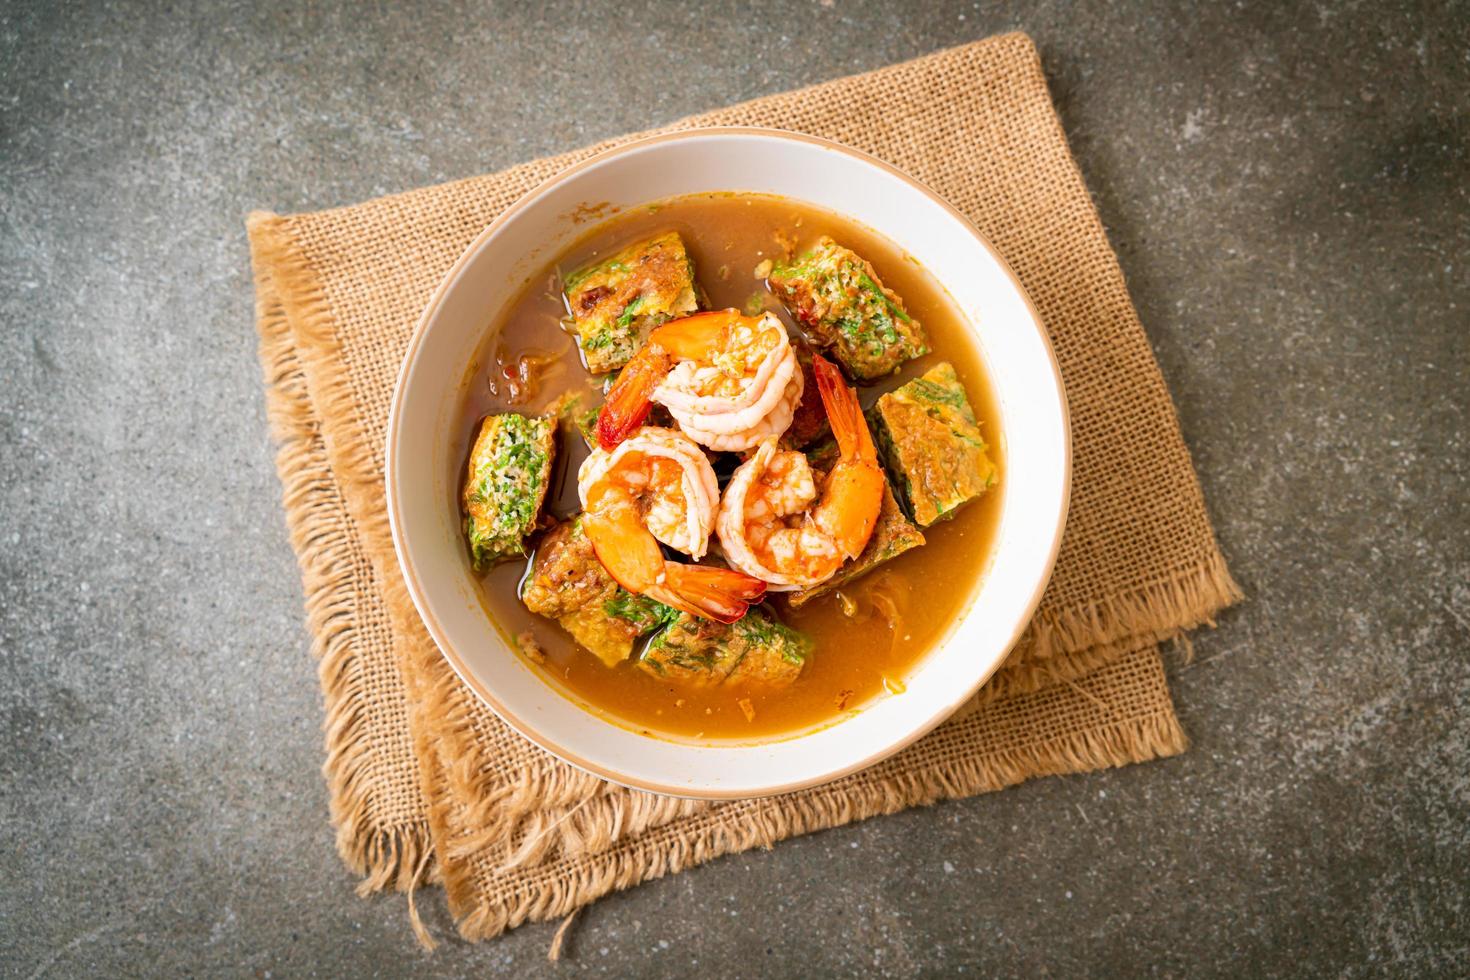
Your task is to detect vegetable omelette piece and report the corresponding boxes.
[638,608,809,689]
[521,517,679,667]
[463,413,557,569]
[563,231,699,374]
[785,439,925,608]
[768,236,929,380]
[867,362,998,527]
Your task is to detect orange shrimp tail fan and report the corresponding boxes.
[813,355,875,459]
[657,563,768,624]
[596,345,670,450]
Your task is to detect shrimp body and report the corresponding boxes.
[578,427,718,558]
[675,369,803,453]
[596,310,802,452]
[578,426,766,622]
[716,356,885,590]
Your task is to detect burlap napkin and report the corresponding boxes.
[249,32,1239,943]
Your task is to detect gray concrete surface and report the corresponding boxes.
[3,0,1467,975]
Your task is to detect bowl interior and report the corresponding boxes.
[387,130,1068,798]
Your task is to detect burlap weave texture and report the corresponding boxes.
[248,32,1239,940]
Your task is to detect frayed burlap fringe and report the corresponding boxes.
[252,220,434,894]
[248,214,392,531]
[1014,551,1243,665]
[446,698,1187,941]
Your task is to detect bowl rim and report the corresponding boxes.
[385,126,1072,799]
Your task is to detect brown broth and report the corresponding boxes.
[453,193,1004,741]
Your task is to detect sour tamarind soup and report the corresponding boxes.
[455,193,1003,741]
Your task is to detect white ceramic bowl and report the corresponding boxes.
[386,128,1069,799]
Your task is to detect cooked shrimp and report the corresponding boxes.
[596,310,801,452]
[715,356,885,589]
[578,426,766,622]
[675,368,803,453]
[578,427,719,558]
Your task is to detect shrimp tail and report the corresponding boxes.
[583,507,666,595]
[654,562,768,624]
[811,355,884,559]
[813,355,876,462]
[597,344,671,449]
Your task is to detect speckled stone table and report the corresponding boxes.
[3,2,1466,976]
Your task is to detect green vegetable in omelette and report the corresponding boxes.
[638,607,809,688]
[520,516,679,667]
[866,362,997,528]
[603,590,682,635]
[462,412,556,569]
[563,231,699,374]
[768,236,929,380]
